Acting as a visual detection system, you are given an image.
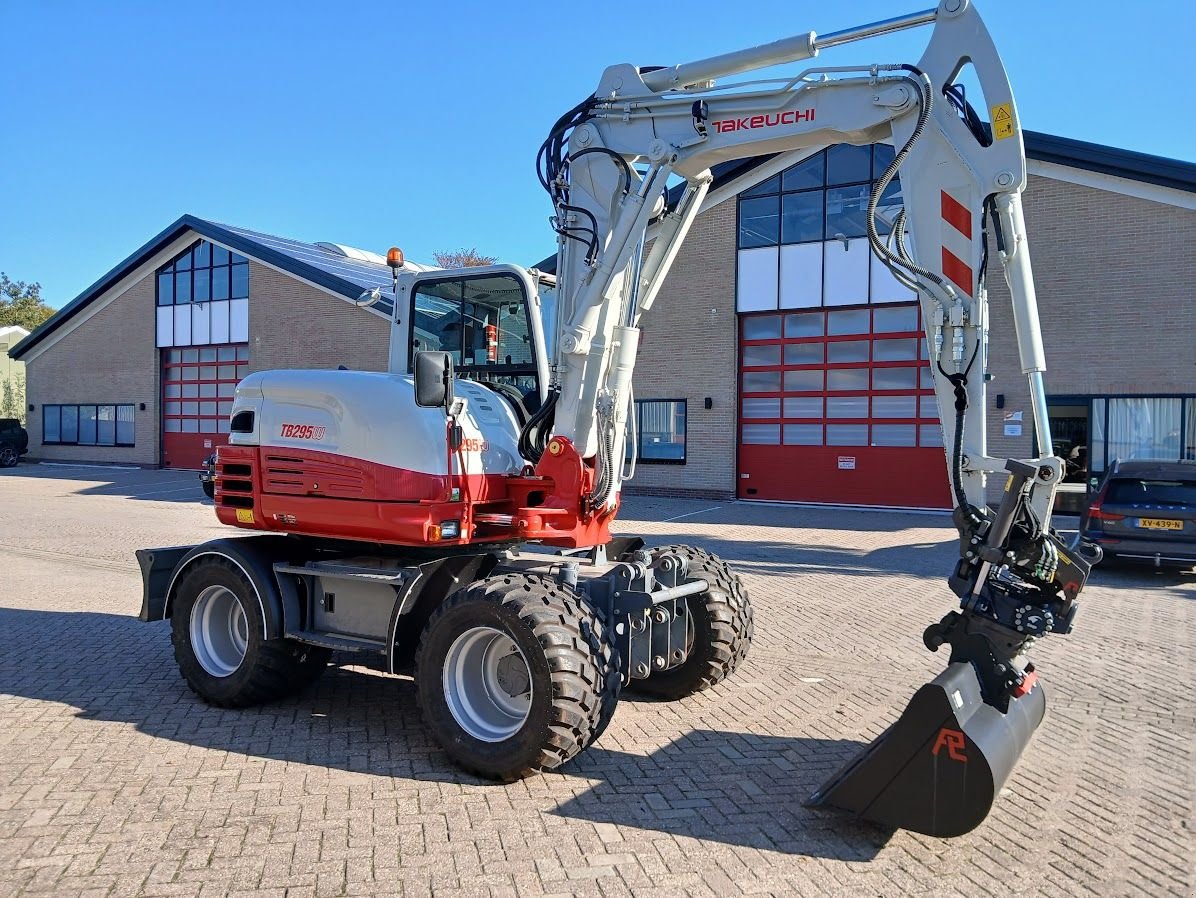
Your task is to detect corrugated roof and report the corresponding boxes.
[11,215,410,359]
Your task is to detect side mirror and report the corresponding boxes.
[356,287,384,307]
[414,351,455,409]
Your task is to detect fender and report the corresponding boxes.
[141,536,310,639]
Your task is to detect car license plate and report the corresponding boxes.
[1138,517,1183,531]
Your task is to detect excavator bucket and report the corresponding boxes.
[808,661,1045,837]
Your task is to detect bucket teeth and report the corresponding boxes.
[808,662,1046,837]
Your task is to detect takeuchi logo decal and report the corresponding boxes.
[280,423,326,440]
[712,109,815,134]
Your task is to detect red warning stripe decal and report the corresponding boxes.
[941,247,974,297]
[940,190,972,239]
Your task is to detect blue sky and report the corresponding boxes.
[2,1,1191,308]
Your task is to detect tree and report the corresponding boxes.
[1,373,25,424]
[432,248,497,269]
[0,274,56,330]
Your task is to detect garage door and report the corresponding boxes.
[737,303,952,507]
[162,344,248,469]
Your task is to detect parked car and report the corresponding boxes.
[0,418,29,467]
[1081,459,1196,569]
[199,453,215,499]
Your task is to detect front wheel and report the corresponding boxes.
[0,445,19,467]
[170,557,331,707]
[632,545,753,700]
[416,572,621,781]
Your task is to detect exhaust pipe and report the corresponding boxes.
[808,661,1044,837]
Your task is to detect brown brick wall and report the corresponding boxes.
[24,254,393,466]
[246,262,389,374]
[628,198,739,499]
[630,173,1196,502]
[25,274,159,464]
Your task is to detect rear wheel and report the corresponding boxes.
[170,557,331,707]
[416,572,620,781]
[632,545,753,700]
[0,445,18,467]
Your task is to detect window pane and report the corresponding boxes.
[182,418,199,433]
[784,342,823,365]
[200,366,217,380]
[873,179,903,236]
[175,248,192,270]
[825,185,870,239]
[743,174,780,197]
[782,153,824,191]
[231,263,249,299]
[165,418,182,433]
[784,397,823,418]
[827,340,868,363]
[199,383,217,398]
[218,418,231,434]
[784,312,823,338]
[781,191,823,244]
[182,401,199,416]
[783,424,822,445]
[739,196,780,248]
[217,346,236,362]
[920,367,935,389]
[741,424,780,444]
[194,242,210,267]
[742,344,781,367]
[157,272,174,305]
[182,347,199,361]
[168,349,183,363]
[874,306,918,332]
[826,368,868,391]
[61,406,78,444]
[181,366,198,380]
[873,143,896,179]
[826,424,868,445]
[200,418,218,433]
[235,344,249,361]
[742,315,781,340]
[1186,399,1196,461]
[78,407,98,445]
[873,396,917,418]
[920,424,944,447]
[742,371,781,393]
[175,270,191,303]
[43,407,61,443]
[639,400,686,461]
[218,365,238,379]
[211,266,230,301]
[200,401,217,416]
[742,398,780,419]
[784,369,822,392]
[827,397,868,418]
[1106,397,1182,462]
[874,338,919,361]
[212,245,230,266]
[218,382,235,398]
[872,424,916,446]
[181,383,199,398]
[919,396,938,419]
[827,309,869,335]
[873,368,918,390]
[827,144,872,185]
[116,406,135,445]
[165,401,181,415]
[193,268,210,303]
[199,347,217,362]
[218,401,234,416]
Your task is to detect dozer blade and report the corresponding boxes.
[808,661,1045,837]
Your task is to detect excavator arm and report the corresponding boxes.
[529,0,1098,835]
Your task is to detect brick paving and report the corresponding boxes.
[0,465,1192,897]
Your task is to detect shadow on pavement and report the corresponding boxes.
[0,606,888,860]
[0,464,206,504]
[555,727,893,860]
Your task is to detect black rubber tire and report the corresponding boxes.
[0,445,18,468]
[201,480,215,499]
[631,544,753,700]
[170,557,331,708]
[415,572,621,781]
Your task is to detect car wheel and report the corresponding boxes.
[0,445,19,468]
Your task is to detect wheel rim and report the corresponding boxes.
[0,447,15,465]
[442,626,533,742]
[189,585,249,677]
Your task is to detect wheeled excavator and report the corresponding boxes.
[136,0,1097,837]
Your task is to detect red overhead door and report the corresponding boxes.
[737,303,952,508]
[162,344,248,469]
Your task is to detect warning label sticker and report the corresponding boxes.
[991,102,1015,140]
[235,508,255,524]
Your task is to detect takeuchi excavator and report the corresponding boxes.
[136,0,1098,837]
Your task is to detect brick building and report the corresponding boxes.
[9,132,1196,508]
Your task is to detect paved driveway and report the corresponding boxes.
[0,465,1191,897]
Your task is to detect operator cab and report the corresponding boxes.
[393,265,553,425]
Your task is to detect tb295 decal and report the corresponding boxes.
[280,423,327,440]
